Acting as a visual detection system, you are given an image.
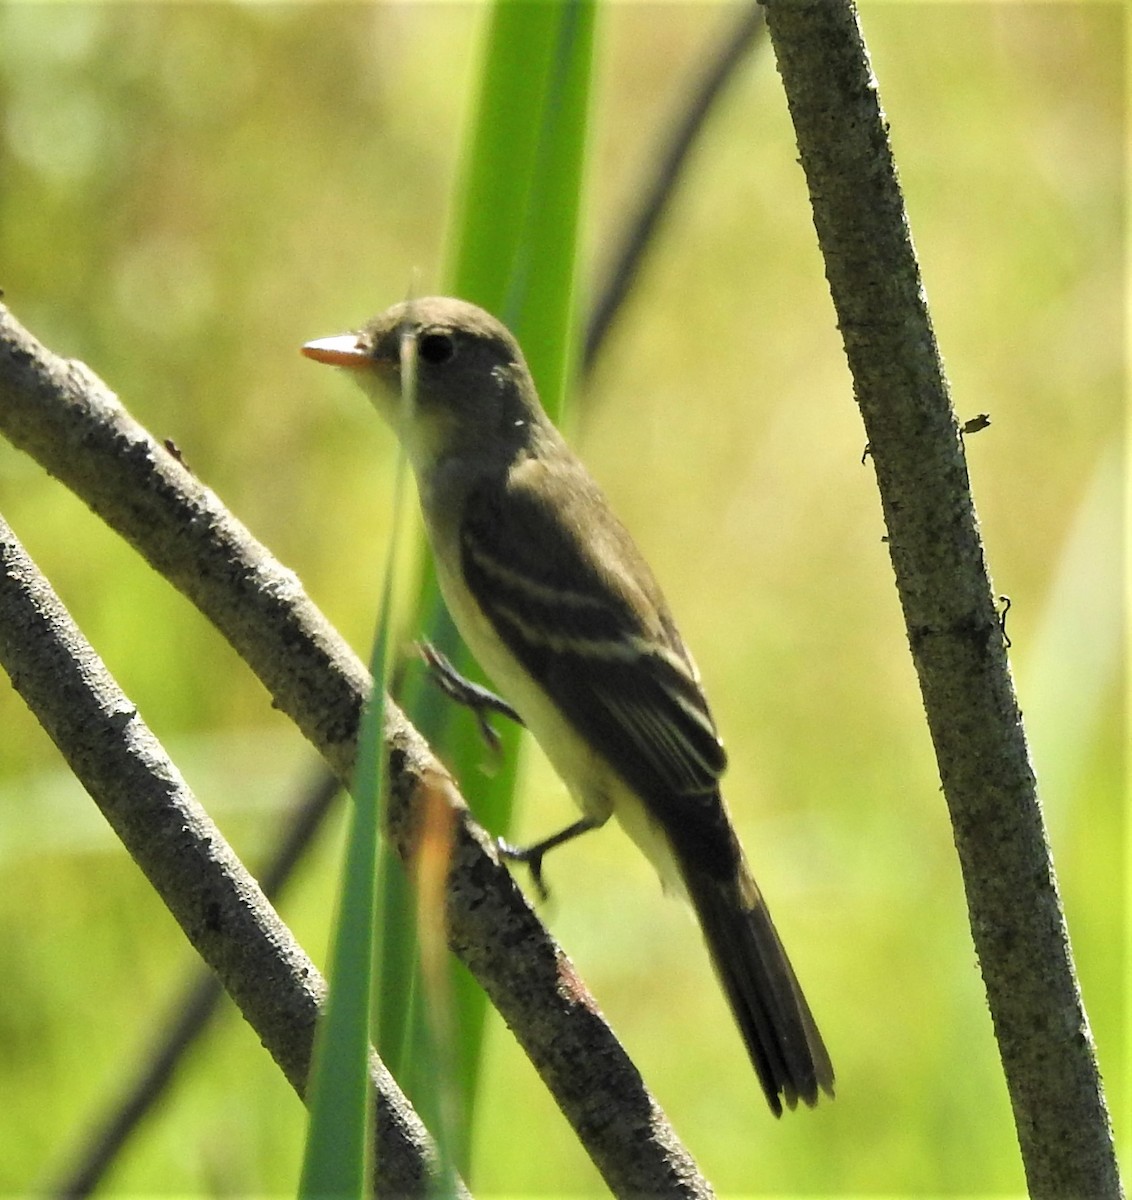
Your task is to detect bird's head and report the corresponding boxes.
[302,297,544,474]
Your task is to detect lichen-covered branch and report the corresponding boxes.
[760,4,1122,1198]
[0,516,446,1198]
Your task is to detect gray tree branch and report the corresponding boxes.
[760,4,1123,1198]
[0,302,712,1200]
[50,771,340,1198]
[0,517,447,1198]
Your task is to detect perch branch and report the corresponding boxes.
[0,303,712,1200]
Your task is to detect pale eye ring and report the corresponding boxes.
[418,331,455,365]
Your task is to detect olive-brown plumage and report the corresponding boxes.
[303,297,833,1113]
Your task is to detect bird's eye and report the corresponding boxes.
[418,331,455,365]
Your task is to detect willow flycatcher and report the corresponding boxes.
[302,297,833,1115]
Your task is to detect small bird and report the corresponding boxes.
[302,297,833,1115]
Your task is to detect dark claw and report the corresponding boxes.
[418,640,523,753]
[473,710,502,755]
[496,817,601,902]
[498,838,550,901]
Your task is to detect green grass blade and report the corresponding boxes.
[448,0,595,420]
[372,0,597,1178]
[298,349,417,1198]
[296,620,389,1199]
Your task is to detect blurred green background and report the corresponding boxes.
[0,3,1123,1195]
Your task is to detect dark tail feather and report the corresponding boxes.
[679,855,834,1115]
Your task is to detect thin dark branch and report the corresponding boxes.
[55,975,235,1199]
[583,1,765,373]
[760,4,1123,1199]
[0,303,714,1200]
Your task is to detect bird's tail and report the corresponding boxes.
[677,850,834,1115]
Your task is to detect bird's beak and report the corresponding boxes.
[301,334,370,369]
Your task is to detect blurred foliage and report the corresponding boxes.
[0,3,1124,1196]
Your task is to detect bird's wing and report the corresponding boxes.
[459,452,728,810]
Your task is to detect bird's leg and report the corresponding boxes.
[418,640,524,753]
[498,816,603,901]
